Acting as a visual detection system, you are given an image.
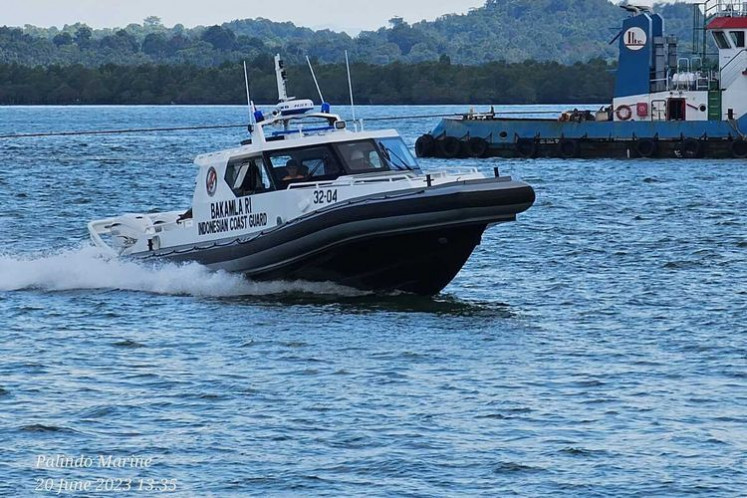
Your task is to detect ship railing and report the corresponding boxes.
[651,99,668,121]
[701,0,746,19]
[651,75,669,92]
[668,57,717,91]
[713,0,747,17]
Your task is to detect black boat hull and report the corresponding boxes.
[250,222,487,295]
[144,178,535,295]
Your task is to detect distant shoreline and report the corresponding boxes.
[0,102,606,107]
[0,59,615,107]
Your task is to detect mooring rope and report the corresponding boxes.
[364,110,563,122]
[0,123,246,140]
[0,110,566,140]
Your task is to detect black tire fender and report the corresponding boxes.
[437,136,461,158]
[465,137,490,158]
[415,134,435,158]
[515,138,537,158]
[730,139,747,159]
[558,138,580,158]
[677,138,703,159]
[635,138,658,158]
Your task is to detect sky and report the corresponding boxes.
[4,0,487,35]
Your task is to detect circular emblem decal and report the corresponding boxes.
[206,167,218,196]
[624,27,647,51]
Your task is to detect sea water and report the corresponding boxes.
[0,105,745,496]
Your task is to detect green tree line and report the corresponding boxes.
[1,0,695,67]
[0,58,615,105]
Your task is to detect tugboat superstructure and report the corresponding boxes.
[418,0,747,159]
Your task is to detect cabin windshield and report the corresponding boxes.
[266,145,344,188]
[264,137,419,188]
[713,31,731,49]
[376,137,421,172]
[334,140,388,174]
[730,31,745,48]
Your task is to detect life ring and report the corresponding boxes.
[515,138,537,158]
[437,137,461,158]
[615,104,632,121]
[635,138,658,158]
[676,138,703,159]
[730,139,747,159]
[465,137,490,158]
[415,134,435,157]
[558,138,580,158]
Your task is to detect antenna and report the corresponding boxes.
[306,56,325,104]
[243,60,266,144]
[345,50,357,129]
[274,54,290,102]
[243,61,255,126]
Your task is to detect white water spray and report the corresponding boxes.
[0,245,366,297]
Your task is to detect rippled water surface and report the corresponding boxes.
[1,105,746,496]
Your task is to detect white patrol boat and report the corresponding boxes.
[88,55,535,295]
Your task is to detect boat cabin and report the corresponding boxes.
[221,134,421,198]
[191,51,422,218]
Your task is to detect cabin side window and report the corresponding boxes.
[377,137,421,172]
[335,140,387,173]
[266,145,344,187]
[713,30,731,49]
[224,156,273,197]
[729,31,745,48]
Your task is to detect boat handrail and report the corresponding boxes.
[429,167,481,176]
[287,173,417,190]
[351,174,416,184]
[271,125,336,137]
[286,168,480,190]
[87,218,123,257]
[286,180,337,189]
[88,212,184,256]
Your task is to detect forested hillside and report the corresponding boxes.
[2,0,696,67]
[0,0,697,104]
[0,58,615,105]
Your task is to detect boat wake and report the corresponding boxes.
[0,245,367,297]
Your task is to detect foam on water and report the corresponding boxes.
[0,245,365,297]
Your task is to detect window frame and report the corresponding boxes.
[333,139,391,175]
[224,155,275,198]
[713,30,732,50]
[264,143,346,187]
[376,137,421,173]
[729,30,745,48]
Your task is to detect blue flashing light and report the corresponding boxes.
[321,102,331,113]
[254,110,265,123]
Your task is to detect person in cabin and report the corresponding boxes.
[349,150,373,170]
[283,159,305,181]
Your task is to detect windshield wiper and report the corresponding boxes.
[383,145,413,171]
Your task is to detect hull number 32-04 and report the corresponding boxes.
[313,189,338,205]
